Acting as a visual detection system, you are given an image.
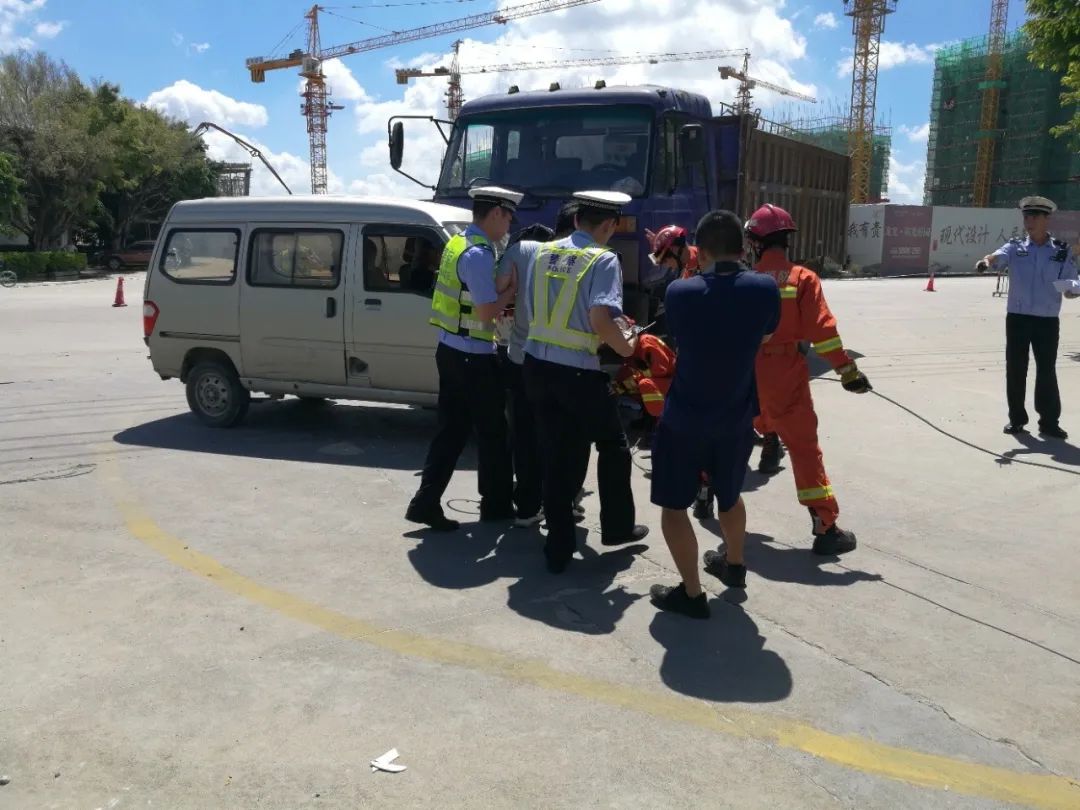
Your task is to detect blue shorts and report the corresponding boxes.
[649,421,754,512]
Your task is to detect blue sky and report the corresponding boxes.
[4,0,1031,201]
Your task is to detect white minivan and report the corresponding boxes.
[143,196,472,427]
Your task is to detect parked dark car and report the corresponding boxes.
[101,240,156,270]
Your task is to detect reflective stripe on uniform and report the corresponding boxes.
[640,393,664,402]
[528,244,607,353]
[797,485,835,502]
[780,285,798,299]
[813,336,843,353]
[429,233,495,341]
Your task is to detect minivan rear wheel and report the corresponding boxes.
[186,360,250,428]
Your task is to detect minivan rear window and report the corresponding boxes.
[160,229,240,284]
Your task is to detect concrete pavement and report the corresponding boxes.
[1,273,1079,809]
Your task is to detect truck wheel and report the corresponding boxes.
[185,360,250,428]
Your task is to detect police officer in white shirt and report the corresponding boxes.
[522,190,649,573]
[976,196,1079,438]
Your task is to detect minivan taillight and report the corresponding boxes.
[143,301,160,340]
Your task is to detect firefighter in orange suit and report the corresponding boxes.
[613,333,675,419]
[744,204,872,555]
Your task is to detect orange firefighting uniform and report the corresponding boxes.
[752,249,852,531]
[614,334,675,418]
[678,246,701,280]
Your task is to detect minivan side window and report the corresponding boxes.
[362,226,444,298]
[160,229,240,284]
[248,229,343,289]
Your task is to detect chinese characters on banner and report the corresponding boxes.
[881,206,932,273]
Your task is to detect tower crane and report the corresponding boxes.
[245,0,602,194]
[843,0,897,204]
[973,0,1008,207]
[716,52,817,114]
[397,47,750,120]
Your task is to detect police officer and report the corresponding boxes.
[405,187,520,531]
[522,190,649,573]
[976,196,1078,438]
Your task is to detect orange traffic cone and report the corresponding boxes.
[112,276,127,307]
[924,271,936,292]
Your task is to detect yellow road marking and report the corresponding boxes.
[103,460,1080,809]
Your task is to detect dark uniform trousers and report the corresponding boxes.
[500,352,543,519]
[411,342,514,516]
[523,354,635,563]
[1006,313,1061,429]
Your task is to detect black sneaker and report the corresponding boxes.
[649,583,710,619]
[1039,424,1068,439]
[812,525,857,555]
[1003,423,1028,435]
[601,524,650,546]
[405,504,460,532]
[702,550,747,588]
[758,432,784,474]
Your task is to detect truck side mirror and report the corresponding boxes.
[389,121,404,170]
[679,124,705,165]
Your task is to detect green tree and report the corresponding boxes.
[96,104,216,249]
[1025,0,1080,144]
[0,52,113,249]
[0,152,21,234]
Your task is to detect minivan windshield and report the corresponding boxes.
[437,105,653,199]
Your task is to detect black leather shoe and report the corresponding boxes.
[1003,423,1028,435]
[1039,424,1068,439]
[480,506,516,522]
[649,583,710,619]
[405,504,460,532]
[812,525,857,555]
[703,550,747,588]
[545,554,572,574]
[601,524,649,546]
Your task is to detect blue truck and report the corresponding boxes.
[388,84,849,324]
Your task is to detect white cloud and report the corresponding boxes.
[144,80,269,129]
[33,19,62,38]
[887,155,926,204]
[171,31,183,48]
[813,12,838,30]
[190,41,210,55]
[198,128,343,197]
[320,0,818,198]
[0,0,53,52]
[898,122,930,143]
[837,40,941,77]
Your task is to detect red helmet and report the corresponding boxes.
[649,225,688,263]
[744,204,797,240]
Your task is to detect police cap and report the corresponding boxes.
[572,190,631,216]
[468,186,523,212]
[1019,195,1056,216]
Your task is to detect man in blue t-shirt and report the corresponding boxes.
[649,210,780,619]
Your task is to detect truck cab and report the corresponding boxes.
[389,83,849,324]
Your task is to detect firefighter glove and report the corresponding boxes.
[839,363,872,394]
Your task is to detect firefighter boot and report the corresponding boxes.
[758,432,784,475]
[809,509,857,555]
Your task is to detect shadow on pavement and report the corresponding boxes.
[807,347,865,378]
[406,522,646,635]
[1003,432,1080,467]
[649,604,792,703]
[699,531,882,588]
[112,398,468,472]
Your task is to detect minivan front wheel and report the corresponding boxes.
[185,361,250,428]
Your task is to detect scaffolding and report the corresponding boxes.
[925,31,1080,209]
[782,115,891,202]
[211,162,252,197]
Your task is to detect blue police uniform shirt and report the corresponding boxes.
[496,239,544,365]
[662,263,781,436]
[991,234,1078,318]
[439,223,499,355]
[523,230,624,371]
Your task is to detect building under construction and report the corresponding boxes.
[925,31,1080,209]
[210,162,252,197]
[781,116,891,203]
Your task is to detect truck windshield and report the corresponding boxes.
[437,105,653,199]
